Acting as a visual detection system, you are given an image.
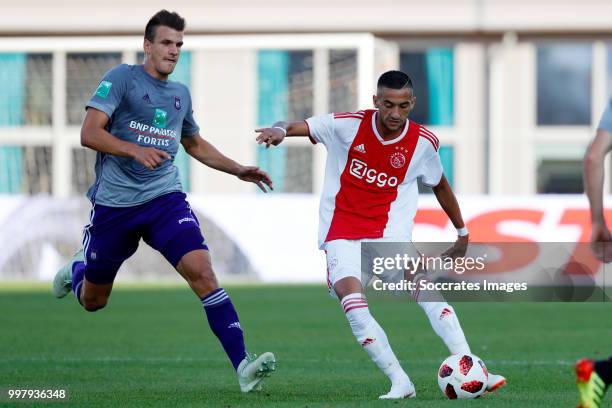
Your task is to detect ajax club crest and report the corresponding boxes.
[390,152,406,169]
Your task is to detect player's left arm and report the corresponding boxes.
[432,175,469,258]
[181,134,273,193]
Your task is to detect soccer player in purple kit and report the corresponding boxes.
[52,10,276,392]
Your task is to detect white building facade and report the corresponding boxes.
[1,0,611,196]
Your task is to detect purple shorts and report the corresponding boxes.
[82,192,208,284]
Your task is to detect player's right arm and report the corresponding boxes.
[81,108,170,170]
[584,99,612,251]
[255,113,335,148]
[584,130,612,231]
[81,64,170,170]
[254,121,310,148]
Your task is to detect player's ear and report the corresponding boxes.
[372,94,378,108]
[143,39,151,57]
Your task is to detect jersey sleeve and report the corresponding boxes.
[181,90,200,138]
[597,98,612,133]
[305,113,334,146]
[86,64,131,118]
[420,148,444,187]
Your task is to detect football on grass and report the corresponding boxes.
[438,353,488,399]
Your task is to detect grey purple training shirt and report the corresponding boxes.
[86,64,199,207]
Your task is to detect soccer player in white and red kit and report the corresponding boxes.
[256,71,505,399]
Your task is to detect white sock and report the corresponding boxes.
[418,301,471,355]
[341,293,410,384]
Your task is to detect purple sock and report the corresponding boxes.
[201,288,247,370]
[71,261,85,305]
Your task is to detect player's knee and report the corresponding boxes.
[190,269,218,294]
[83,303,101,312]
[82,296,108,312]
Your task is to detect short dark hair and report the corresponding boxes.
[377,70,413,91]
[144,10,186,42]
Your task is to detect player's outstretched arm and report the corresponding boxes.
[432,175,468,258]
[81,107,170,170]
[255,121,311,148]
[181,133,273,193]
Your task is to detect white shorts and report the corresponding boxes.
[323,238,423,298]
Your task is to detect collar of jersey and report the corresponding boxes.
[371,112,410,145]
[138,64,169,87]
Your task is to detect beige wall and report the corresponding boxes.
[4,0,612,35]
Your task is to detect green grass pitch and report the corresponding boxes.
[0,284,610,407]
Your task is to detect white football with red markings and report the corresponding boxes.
[437,353,489,399]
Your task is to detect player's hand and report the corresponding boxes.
[590,222,612,262]
[237,165,274,193]
[441,234,469,260]
[130,146,171,170]
[255,127,285,148]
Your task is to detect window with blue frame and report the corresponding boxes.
[257,50,315,193]
[0,53,53,194]
[400,48,455,191]
[537,159,583,194]
[537,44,592,126]
[400,48,454,126]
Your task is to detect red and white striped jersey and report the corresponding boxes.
[306,109,443,248]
